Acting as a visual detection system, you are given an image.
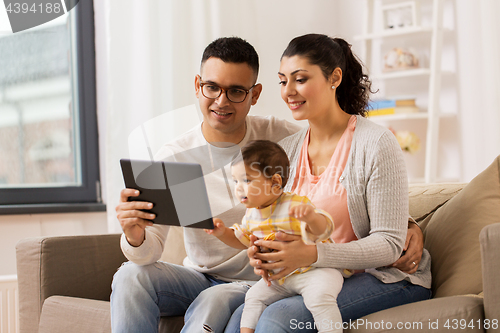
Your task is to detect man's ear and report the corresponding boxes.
[250,83,263,105]
[271,173,283,189]
[195,75,201,99]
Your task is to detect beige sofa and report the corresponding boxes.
[16,156,500,333]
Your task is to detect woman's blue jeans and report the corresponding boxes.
[224,273,431,333]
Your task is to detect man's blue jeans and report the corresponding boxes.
[224,273,432,333]
[110,261,254,333]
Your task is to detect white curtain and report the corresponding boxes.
[455,0,500,181]
[97,0,341,232]
[99,1,217,233]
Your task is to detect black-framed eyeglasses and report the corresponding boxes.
[199,78,257,103]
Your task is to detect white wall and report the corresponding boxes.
[0,212,107,276]
[455,0,500,181]
[235,0,346,124]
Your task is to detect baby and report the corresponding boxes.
[205,140,348,333]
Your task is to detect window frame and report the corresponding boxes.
[0,0,104,214]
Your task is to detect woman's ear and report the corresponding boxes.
[271,173,283,190]
[331,67,342,89]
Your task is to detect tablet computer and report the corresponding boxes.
[120,159,214,229]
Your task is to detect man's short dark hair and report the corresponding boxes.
[232,140,290,188]
[201,37,259,79]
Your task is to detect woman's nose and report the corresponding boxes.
[284,82,296,96]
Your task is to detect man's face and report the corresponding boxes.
[195,57,262,144]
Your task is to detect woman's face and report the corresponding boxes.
[278,55,335,121]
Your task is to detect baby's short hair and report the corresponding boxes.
[232,140,290,187]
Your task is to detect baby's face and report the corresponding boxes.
[231,161,278,209]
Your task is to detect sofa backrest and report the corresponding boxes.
[408,183,466,226]
[417,155,500,298]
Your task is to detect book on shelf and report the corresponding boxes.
[394,97,417,107]
[367,97,419,117]
[367,107,395,117]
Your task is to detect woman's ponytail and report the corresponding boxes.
[332,38,372,116]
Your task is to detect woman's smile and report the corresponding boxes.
[288,101,306,110]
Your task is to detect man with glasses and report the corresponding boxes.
[112,37,301,333]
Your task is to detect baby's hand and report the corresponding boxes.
[204,218,226,237]
[289,204,316,222]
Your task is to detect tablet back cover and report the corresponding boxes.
[120,159,213,229]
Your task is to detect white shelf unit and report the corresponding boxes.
[355,0,456,183]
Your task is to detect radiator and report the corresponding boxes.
[0,275,18,333]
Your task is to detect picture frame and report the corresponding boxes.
[381,1,419,30]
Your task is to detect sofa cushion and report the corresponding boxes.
[38,296,185,333]
[38,296,111,333]
[159,316,184,333]
[344,295,484,333]
[422,155,500,298]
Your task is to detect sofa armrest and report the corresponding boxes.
[16,234,126,333]
[480,223,500,333]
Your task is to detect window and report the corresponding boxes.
[0,1,103,213]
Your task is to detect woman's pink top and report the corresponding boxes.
[292,115,358,244]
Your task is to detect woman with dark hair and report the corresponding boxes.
[225,34,432,332]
